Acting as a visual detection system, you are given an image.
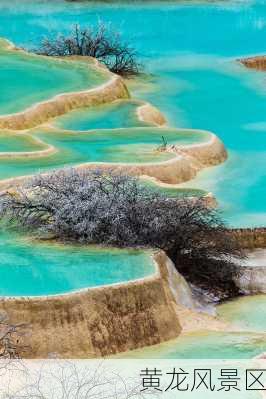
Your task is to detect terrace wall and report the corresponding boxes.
[230,228,266,249]
[0,251,181,358]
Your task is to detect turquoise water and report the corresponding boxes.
[0,127,209,180]
[0,0,265,225]
[0,0,265,358]
[140,178,207,198]
[120,331,266,359]
[218,295,266,333]
[148,62,266,227]
[54,100,149,131]
[0,40,106,115]
[0,231,155,296]
[35,127,208,163]
[0,132,46,153]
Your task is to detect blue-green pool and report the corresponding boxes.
[0,0,266,359]
[0,0,265,226]
[218,295,266,333]
[0,40,107,116]
[0,232,155,296]
[0,131,47,153]
[0,127,209,180]
[0,0,265,227]
[120,331,266,359]
[53,100,150,131]
[35,127,208,163]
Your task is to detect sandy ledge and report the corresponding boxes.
[137,102,167,126]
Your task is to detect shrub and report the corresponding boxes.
[36,23,140,77]
[0,169,243,296]
[0,317,29,359]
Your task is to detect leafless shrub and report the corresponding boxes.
[36,23,140,76]
[156,136,168,152]
[0,318,29,360]
[0,169,244,297]
[4,361,155,399]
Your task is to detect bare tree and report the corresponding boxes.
[4,361,155,399]
[36,23,140,76]
[0,318,29,360]
[0,168,244,297]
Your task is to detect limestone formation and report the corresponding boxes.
[0,251,182,358]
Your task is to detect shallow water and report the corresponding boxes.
[119,293,266,359]
[53,100,149,131]
[235,248,266,267]
[0,41,106,115]
[131,290,266,360]
[0,132,46,153]
[0,127,210,180]
[0,231,155,296]
[0,0,265,225]
[119,331,266,359]
[155,63,266,227]
[35,127,208,163]
[0,0,265,358]
[218,295,266,332]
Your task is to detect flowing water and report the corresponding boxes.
[35,127,208,163]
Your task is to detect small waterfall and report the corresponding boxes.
[235,266,266,294]
[164,254,217,315]
[164,255,196,309]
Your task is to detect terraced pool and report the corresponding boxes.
[0,0,265,360]
[0,0,264,227]
[35,126,209,163]
[0,39,107,116]
[218,295,266,333]
[53,100,150,131]
[0,127,210,180]
[0,231,155,296]
[0,131,47,153]
[120,331,266,359]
